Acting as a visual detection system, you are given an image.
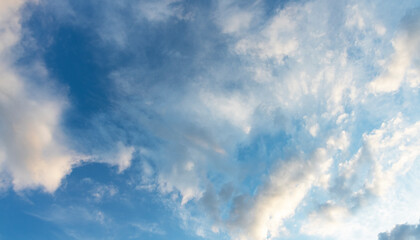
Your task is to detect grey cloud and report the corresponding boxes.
[199,183,221,224]
[378,222,420,240]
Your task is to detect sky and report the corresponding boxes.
[0,0,420,240]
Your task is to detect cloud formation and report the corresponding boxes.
[228,149,332,240]
[0,0,135,193]
[88,0,420,239]
[1,0,420,239]
[369,8,420,93]
[0,0,78,192]
[378,221,420,240]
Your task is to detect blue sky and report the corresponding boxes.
[1,0,420,239]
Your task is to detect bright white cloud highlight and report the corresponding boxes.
[0,0,135,193]
[228,149,332,240]
[302,114,420,239]
[369,9,420,93]
[0,0,79,192]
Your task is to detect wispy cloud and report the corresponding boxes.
[132,222,166,235]
[1,0,420,239]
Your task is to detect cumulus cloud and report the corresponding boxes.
[378,221,420,240]
[0,0,136,193]
[0,0,80,192]
[0,89,76,192]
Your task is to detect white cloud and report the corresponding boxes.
[0,1,134,194]
[228,148,332,240]
[235,5,299,64]
[157,161,203,205]
[363,114,420,196]
[104,142,135,173]
[301,204,350,237]
[137,0,187,22]
[375,24,387,36]
[327,130,349,151]
[369,9,420,93]
[22,0,420,239]
[336,113,420,201]
[302,114,420,239]
[345,4,366,30]
[215,0,256,34]
[132,222,166,235]
[0,0,139,193]
[90,184,118,201]
[98,1,420,238]
[30,205,108,225]
[304,115,320,137]
[0,0,83,193]
[200,91,255,134]
[0,0,25,55]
